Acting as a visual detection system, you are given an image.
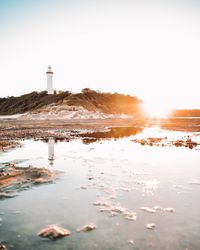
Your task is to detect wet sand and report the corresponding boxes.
[0,118,144,151]
[0,117,199,151]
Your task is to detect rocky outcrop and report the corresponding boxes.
[0,163,61,199]
[38,225,70,240]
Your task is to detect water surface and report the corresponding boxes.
[1,128,200,250]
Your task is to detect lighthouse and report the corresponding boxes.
[46,65,54,94]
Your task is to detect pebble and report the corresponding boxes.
[0,244,7,250]
[140,207,156,213]
[141,206,175,213]
[0,192,16,199]
[124,212,137,221]
[77,224,96,232]
[93,199,137,221]
[163,207,175,212]
[34,178,49,184]
[128,240,134,244]
[38,225,70,240]
[146,223,156,229]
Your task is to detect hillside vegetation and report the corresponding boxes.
[170,109,200,117]
[0,89,143,115]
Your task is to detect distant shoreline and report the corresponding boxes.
[0,116,200,131]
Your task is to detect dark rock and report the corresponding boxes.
[0,244,7,250]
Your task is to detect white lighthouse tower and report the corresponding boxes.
[46,65,54,94]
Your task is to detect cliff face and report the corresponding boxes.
[0,89,143,116]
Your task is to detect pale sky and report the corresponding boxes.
[1,0,200,113]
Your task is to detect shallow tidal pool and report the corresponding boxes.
[1,128,200,250]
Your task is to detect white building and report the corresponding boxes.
[46,65,54,94]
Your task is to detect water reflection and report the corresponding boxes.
[1,127,200,249]
[81,126,144,144]
[48,137,55,166]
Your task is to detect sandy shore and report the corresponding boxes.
[1,116,200,130]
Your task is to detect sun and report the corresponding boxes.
[142,101,172,118]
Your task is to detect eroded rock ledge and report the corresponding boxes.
[0,163,62,199]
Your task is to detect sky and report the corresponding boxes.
[1,0,200,114]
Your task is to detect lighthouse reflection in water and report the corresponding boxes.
[48,137,54,166]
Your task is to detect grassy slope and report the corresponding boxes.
[170,109,200,117]
[0,89,143,115]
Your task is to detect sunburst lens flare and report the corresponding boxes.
[142,101,173,118]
